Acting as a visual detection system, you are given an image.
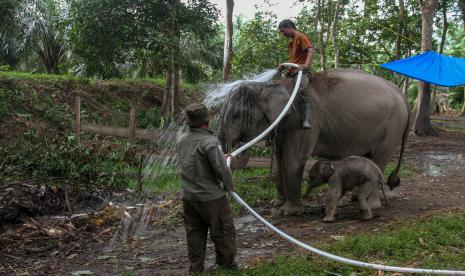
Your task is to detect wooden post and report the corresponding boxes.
[75,96,81,142]
[137,154,145,192]
[129,107,136,143]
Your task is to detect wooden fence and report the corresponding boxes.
[74,95,162,143]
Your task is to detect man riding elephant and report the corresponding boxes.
[278,19,314,129]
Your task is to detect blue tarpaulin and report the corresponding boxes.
[381,50,465,87]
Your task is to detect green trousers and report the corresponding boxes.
[183,196,237,273]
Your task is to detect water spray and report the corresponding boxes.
[225,63,465,275]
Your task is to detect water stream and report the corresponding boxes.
[106,69,279,250]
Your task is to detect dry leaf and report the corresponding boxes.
[330,235,346,241]
[418,237,425,245]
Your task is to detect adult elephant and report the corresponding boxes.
[218,68,410,215]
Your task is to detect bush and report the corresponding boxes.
[0,133,138,188]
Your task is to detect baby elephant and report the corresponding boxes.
[307,156,384,222]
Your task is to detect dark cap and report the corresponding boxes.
[185,103,210,127]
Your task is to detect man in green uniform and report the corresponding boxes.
[176,103,238,273]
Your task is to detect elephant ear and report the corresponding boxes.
[320,160,335,178]
[259,83,291,123]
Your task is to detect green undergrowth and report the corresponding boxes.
[434,125,465,132]
[230,168,276,212]
[384,161,415,178]
[431,119,465,132]
[141,161,415,206]
[139,167,276,210]
[213,212,465,275]
[0,71,193,188]
[140,163,180,194]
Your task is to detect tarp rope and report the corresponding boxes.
[225,63,465,275]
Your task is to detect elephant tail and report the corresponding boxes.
[387,113,410,190]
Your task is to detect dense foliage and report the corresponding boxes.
[1,0,464,81]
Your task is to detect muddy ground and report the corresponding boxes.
[1,120,465,275]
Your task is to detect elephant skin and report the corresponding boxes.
[218,68,409,215]
[306,156,384,222]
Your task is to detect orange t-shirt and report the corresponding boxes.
[288,32,312,73]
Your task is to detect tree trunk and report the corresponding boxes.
[402,49,411,97]
[438,1,448,54]
[459,87,465,116]
[169,0,181,120]
[430,86,437,114]
[412,0,437,136]
[222,0,234,81]
[161,72,171,115]
[402,77,409,97]
[170,36,181,119]
[459,4,465,116]
[317,0,327,70]
[331,0,344,68]
[395,0,405,60]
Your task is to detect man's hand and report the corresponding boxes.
[277,64,286,71]
[224,153,233,160]
[299,64,310,70]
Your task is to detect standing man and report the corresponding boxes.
[176,103,238,273]
[278,19,314,129]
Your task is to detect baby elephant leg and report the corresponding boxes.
[324,183,343,222]
[358,182,373,220]
[350,186,360,202]
[367,188,381,210]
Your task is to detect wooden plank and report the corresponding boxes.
[75,96,81,142]
[431,115,465,121]
[81,124,165,140]
[129,107,136,143]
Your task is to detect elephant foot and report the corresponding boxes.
[323,216,335,223]
[270,197,286,208]
[361,211,373,220]
[280,202,305,216]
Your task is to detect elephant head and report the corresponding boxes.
[218,81,290,152]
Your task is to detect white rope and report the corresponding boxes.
[225,63,465,275]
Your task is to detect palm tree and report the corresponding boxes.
[23,18,66,74]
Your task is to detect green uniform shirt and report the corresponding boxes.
[176,127,234,202]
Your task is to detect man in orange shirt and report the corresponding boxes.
[278,19,314,129]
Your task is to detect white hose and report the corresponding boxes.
[225,63,465,275]
[229,63,302,159]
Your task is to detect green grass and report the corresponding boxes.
[231,168,276,211]
[212,212,465,275]
[140,163,181,194]
[140,167,276,209]
[0,71,85,82]
[431,119,465,132]
[142,161,415,202]
[0,70,200,91]
[384,161,415,178]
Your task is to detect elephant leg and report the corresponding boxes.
[323,182,343,222]
[280,160,306,215]
[368,191,381,209]
[358,182,373,220]
[270,149,286,207]
[350,186,360,202]
[278,129,318,216]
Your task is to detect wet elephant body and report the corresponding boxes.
[219,68,409,215]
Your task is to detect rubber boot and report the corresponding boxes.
[302,102,312,129]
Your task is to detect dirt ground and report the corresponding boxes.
[1,122,465,275]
